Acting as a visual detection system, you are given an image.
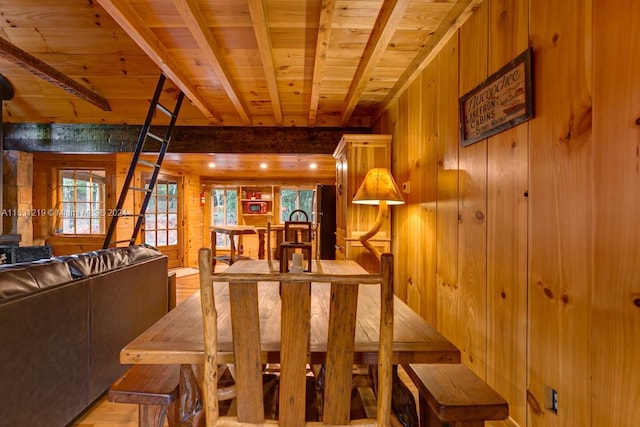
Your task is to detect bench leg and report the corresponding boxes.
[418,392,483,427]
[139,404,166,427]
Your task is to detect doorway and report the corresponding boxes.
[142,174,182,268]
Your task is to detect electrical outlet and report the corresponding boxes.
[402,181,410,194]
[545,385,558,414]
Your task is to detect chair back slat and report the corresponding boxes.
[228,281,264,423]
[198,248,394,427]
[279,280,311,426]
[323,282,359,425]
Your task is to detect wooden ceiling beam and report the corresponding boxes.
[96,0,222,125]
[3,123,370,154]
[308,0,337,127]
[339,0,411,126]
[0,37,111,112]
[376,0,484,117]
[248,0,283,126]
[173,0,252,125]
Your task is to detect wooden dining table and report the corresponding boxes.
[209,225,266,266]
[120,259,460,424]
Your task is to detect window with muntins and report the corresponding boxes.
[144,179,179,247]
[212,188,238,247]
[58,169,106,234]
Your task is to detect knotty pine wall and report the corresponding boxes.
[375,0,639,426]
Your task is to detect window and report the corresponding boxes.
[280,188,314,222]
[212,188,238,247]
[144,178,179,247]
[58,169,106,234]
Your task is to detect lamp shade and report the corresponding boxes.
[352,167,404,205]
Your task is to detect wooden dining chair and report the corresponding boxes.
[198,247,394,427]
[279,209,313,272]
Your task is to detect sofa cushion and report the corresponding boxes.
[66,252,105,278]
[0,269,40,299]
[96,248,130,270]
[127,244,162,263]
[27,261,74,289]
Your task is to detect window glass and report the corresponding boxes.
[280,188,313,222]
[212,188,238,247]
[58,169,106,234]
[144,178,179,247]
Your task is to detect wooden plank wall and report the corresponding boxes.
[592,0,640,425]
[376,0,640,426]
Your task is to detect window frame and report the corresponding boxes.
[56,168,107,235]
[279,186,314,223]
[142,175,180,248]
[211,186,238,248]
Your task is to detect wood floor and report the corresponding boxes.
[71,267,418,427]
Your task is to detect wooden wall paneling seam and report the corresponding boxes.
[591,0,640,425]
[435,34,461,345]
[419,59,440,325]
[457,0,489,377]
[486,0,530,426]
[528,0,593,425]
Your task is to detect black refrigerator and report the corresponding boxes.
[313,184,337,259]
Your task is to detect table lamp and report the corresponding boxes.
[352,167,404,259]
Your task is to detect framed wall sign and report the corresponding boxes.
[459,48,534,147]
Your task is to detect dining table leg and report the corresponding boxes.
[178,364,203,426]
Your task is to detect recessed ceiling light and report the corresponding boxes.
[309,163,317,170]
[260,163,268,169]
[208,162,216,168]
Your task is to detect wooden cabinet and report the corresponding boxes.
[239,185,276,226]
[333,134,392,272]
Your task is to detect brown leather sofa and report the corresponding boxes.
[0,245,169,427]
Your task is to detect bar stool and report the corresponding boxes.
[279,209,313,272]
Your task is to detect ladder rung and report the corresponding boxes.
[146,132,164,142]
[138,159,160,168]
[156,103,175,118]
[129,186,152,192]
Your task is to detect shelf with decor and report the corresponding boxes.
[239,185,276,226]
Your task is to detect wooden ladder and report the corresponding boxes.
[103,74,184,249]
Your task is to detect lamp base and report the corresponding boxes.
[358,201,388,261]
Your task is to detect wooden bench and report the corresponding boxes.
[403,364,509,427]
[108,364,180,427]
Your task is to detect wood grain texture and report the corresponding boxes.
[405,364,508,422]
[486,1,529,425]
[435,35,460,344]
[457,0,488,376]
[419,60,439,325]
[592,0,640,425]
[529,0,592,426]
[228,279,264,423]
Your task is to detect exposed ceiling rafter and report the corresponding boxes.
[248,0,283,126]
[173,0,252,125]
[308,0,337,127]
[339,0,411,126]
[376,0,484,117]
[0,37,111,112]
[96,0,222,125]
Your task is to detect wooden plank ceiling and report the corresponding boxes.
[0,0,479,128]
[0,0,480,177]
